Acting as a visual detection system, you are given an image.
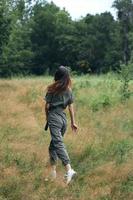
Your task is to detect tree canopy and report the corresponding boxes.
[0,0,133,77]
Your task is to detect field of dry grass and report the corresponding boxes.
[0,75,133,200]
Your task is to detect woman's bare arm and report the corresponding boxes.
[68,103,78,132]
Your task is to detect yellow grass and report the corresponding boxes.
[0,76,133,200]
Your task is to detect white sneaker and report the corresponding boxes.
[50,170,56,180]
[65,169,77,184]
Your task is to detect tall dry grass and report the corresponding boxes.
[0,75,133,200]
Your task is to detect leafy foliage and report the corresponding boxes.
[118,62,133,101]
[0,0,133,77]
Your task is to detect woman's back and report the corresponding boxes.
[45,89,73,109]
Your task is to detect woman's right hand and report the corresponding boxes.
[71,123,78,133]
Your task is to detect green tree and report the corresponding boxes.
[30,1,59,74]
[54,9,78,72]
[0,0,33,77]
[113,0,133,64]
[0,0,133,77]
[0,0,11,60]
[78,12,119,73]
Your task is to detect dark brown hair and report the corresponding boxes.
[47,66,72,94]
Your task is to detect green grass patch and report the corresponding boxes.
[0,176,22,200]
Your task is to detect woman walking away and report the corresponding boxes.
[44,66,78,184]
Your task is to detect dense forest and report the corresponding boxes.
[0,0,133,77]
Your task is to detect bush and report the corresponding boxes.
[118,63,133,102]
[90,94,111,111]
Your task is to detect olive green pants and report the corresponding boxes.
[48,110,70,166]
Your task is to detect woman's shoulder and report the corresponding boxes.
[64,88,74,104]
[67,87,73,92]
[63,88,72,95]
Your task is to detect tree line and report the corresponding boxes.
[0,0,133,77]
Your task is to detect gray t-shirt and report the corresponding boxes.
[44,89,74,109]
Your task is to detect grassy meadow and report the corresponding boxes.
[0,74,133,200]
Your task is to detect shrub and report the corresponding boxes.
[118,63,133,102]
[90,94,111,111]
